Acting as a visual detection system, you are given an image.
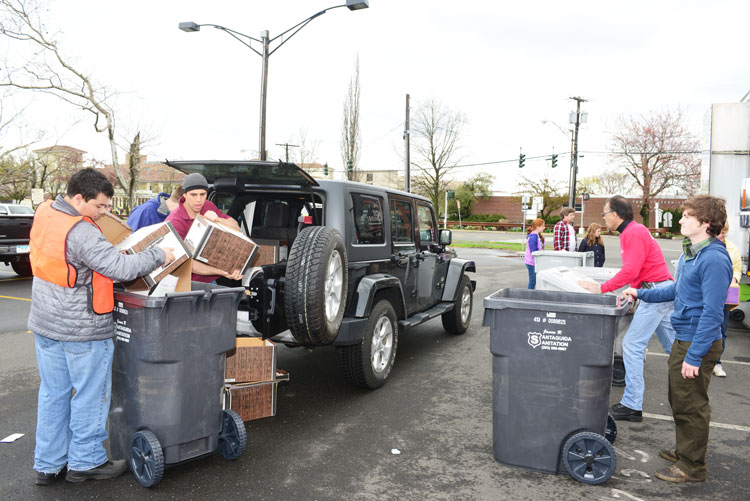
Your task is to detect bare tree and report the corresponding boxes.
[295,128,320,168]
[590,170,633,195]
[411,98,465,213]
[340,55,361,181]
[0,0,132,197]
[609,108,700,226]
[517,173,567,221]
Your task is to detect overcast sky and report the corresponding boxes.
[2,0,749,192]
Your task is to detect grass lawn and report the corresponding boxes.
[449,241,523,251]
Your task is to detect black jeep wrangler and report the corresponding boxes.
[167,161,476,389]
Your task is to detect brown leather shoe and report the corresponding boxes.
[654,465,705,483]
[659,448,678,463]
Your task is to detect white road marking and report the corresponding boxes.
[642,412,750,432]
[648,351,750,366]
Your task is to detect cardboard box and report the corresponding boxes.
[224,370,289,422]
[98,212,192,294]
[225,338,276,384]
[250,244,276,267]
[115,222,192,290]
[184,215,258,275]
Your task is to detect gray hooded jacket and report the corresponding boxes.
[28,196,165,342]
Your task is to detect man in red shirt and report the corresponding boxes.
[579,195,675,421]
[553,207,577,251]
[166,173,243,283]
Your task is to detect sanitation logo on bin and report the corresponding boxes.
[528,313,571,351]
[528,332,542,348]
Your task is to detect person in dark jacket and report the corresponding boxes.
[126,186,182,231]
[578,223,605,267]
[623,194,732,483]
[29,168,175,486]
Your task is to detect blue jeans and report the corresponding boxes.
[526,264,536,289]
[620,282,676,411]
[34,333,114,473]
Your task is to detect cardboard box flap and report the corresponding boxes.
[98,211,132,245]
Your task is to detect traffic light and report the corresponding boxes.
[519,152,526,168]
[551,153,558,168]
[347,160,353,179]
[323,162,329,177]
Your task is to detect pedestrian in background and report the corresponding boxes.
[578,195,675,422]
[28,168,174,486]
[578,223,605,267]
[553,207,577,251]
[622,194,732,483]
[126,185,183,231]
[714,221,741,377]
[524,218,545,289]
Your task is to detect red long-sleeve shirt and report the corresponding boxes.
[600,220,673,293]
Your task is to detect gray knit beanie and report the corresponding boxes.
[182,173,208,193]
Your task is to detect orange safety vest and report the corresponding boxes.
[30,200,114,315]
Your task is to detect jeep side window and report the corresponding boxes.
[390,199,414,245]
[417,204,436,248]
[351,193,384,245]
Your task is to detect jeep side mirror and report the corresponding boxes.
[439,229,452,246]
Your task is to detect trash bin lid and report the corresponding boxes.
[483,288,630,317]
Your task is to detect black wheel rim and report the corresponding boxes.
[565,436,615,483]
[131,434,155,483]
[219,412,239,459]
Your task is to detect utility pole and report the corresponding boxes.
[404,93,410,192]
[275,143,299,162]
[568,96,587,209]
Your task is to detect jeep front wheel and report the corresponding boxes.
[441,275,472,335]
[285,226,348,346]
[337,300,398,389]
[11,257,32,278]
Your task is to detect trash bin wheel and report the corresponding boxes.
[129,429,164,488]
[562,431,616,485]
[441,275,473,335]
[337,299,398,389]
[605,413,617,444]
[218,409,248,460]
[285,226,348,346]
[611,355,625,387]
[729,309,745,323]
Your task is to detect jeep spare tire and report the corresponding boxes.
[285,226,348,346]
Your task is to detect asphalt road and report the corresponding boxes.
[1,233,749,500]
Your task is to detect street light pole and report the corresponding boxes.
[179,0,369,161]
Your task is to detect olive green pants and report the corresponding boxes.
[668,338,723,479]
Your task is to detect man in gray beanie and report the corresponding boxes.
[166,173,243,282]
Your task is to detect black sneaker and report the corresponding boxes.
[610,403,643,422]
[35,468,65,486]
[65,460,128,483]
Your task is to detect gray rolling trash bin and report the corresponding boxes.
[108,283,246,488]
[483,289,630,484]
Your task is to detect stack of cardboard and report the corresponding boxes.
[223,338,289,421]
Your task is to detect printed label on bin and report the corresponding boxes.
[115,317,131,343]
[527,313,570,351]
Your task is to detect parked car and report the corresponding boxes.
[167,161,477,389]
[0,203,34,277]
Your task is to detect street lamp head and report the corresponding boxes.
[178,21,201,32]
[346,0,369,10]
